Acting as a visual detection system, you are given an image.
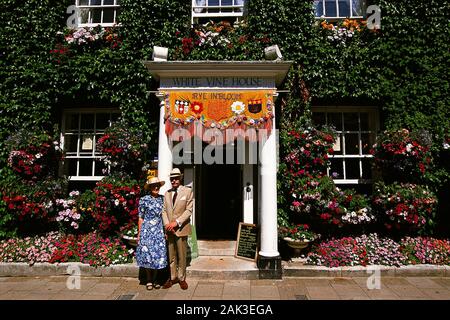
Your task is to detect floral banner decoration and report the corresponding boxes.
[163,90,275,138]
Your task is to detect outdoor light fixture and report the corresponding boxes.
[264,45,283,61]
[152,46,168,61]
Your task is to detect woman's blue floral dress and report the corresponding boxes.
[136,195,168,269]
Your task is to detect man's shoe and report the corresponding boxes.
[179,280,188,290]
[162,278,179,289]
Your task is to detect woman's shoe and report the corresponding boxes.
[146,283,153,290]
[153,283,161,289]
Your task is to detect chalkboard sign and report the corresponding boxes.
[235,222,258,261]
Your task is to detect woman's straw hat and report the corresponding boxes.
[144,176,165,190]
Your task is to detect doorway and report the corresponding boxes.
[196,163,242,240]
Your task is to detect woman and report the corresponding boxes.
[136,176,168,290]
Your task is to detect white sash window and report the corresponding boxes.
[61,109,120,181]
[314,0,366,19]
[76,0,121,27]
[312,107,379,186]
[192,0,246,24]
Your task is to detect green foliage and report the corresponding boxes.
[1,0,449,239]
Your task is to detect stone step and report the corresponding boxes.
[197,240,236,256]
[186,256,259,280]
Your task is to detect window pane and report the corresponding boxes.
[208,0,219,13]
[361,133,375,155]
[103,0,114,5]
[91,8,102,23]
[329,158,343,179]
[327,113,342,131]
[103,8,114,23]
[325,0,337,17]
[314,0,323,17]
[79,159,93,176]
[64,135,79,153]
[360,112,369,131]
[96,113,110,130]
[95,160,108,176]
[332,134,343,155]
[80,114,94,130]
[352,0,365,16]
[343,113,359,131]
[312,112,326,127]
[234,0,245,12]
[362,158,372,179]
[345,158,360,179]
[91,0,101,5]
[67,159,78,176]
[111,113,120,122]
[344,133,359,155]
[79,9,90,24]
[338,0,350,17]
[65,114,79,130]
[79,0,89,5]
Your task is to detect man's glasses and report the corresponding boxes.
[170,177,180,181]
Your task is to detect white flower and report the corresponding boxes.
[35,153,42,159]
[231,101,245,115]
[114,199,120,206]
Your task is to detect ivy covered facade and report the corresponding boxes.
[0,0,449,275]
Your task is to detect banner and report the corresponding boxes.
[163,90,275,141]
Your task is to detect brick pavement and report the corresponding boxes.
[1,276,450,300]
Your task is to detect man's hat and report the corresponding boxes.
[169,168,183,178]
[144,177,165,190]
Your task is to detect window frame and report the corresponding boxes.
[75,0,121,28]
[60,108,120,181]
[312,106,379,185]
[191,0,247,24]
[314,0,366,20]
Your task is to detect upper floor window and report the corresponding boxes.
[312,107,379,186]
[314,0,366,19]
[76,0,121,27]
[192,0,246,24]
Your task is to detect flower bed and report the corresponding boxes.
[400,237,450,265]
[306,233,450,267]
[50,232,133,267]
[0,232,61,265]
[0,231,133,267]
[306,233,407,267]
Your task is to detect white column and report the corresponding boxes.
[259,119,279,258]
[243,141,254,224]
[157,99,172,194]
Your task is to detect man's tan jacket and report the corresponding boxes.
[162,185,193,237]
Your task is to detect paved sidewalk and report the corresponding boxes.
[1,276,450,300]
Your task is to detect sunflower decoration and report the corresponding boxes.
[191,101,204,114]
[231,101,245,115]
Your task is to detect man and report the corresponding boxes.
[161,168,193,290]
